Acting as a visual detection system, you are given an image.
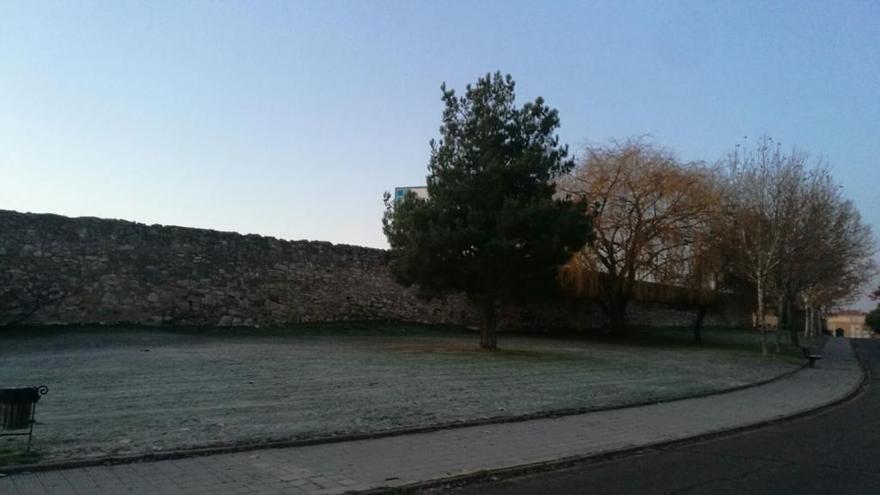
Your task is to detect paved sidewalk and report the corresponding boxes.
[0,338,862,495]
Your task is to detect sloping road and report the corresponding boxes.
[445,339,880,495]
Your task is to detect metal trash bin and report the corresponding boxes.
[0,385,48,450]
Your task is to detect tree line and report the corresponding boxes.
[384,73,876,351]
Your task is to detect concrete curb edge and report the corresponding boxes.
[355,339,870,494]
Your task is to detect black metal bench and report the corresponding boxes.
[801,347,822,368]
[0,385,48,451]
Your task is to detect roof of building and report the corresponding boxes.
[829,310,867,316]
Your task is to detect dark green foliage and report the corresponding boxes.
[383,73,593,348]
[866,307,880,333]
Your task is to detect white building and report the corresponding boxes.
[826,310,873,339]
[393,186,428,202]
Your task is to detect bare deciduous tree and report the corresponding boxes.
[720,136,796,355]
[798,185,875,337]
[722,137,875,350]
[0,284,64,328]
[559,139,719,333]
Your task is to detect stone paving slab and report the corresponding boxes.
[0,338,861,495]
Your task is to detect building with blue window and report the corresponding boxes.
[393,186,429,202]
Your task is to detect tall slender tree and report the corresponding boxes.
[720,137,793,355]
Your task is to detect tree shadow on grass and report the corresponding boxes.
[383,342,581,361]
[512,325,814,363]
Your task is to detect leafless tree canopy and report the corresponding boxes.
[719,136,875,351]
[559,139,721,332]
[558,136,875,348]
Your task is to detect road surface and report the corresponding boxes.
[446,339,880,495]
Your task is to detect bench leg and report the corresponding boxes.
[27,406,35,452]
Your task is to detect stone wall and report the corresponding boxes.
[0,210,749,330]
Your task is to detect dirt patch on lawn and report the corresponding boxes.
[384,342,575,360]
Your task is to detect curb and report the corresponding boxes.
[355,339,870,494]
[0,353,810,476]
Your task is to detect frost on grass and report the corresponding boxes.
[0,325,796,463]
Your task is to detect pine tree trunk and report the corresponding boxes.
[479,306,498,350]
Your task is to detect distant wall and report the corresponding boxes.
[0,210,749,330]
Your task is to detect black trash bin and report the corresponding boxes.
[0,385,48,450]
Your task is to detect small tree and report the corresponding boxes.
[383,73,592,349]
[866,307,880,333]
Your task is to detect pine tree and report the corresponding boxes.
[383,73,592,349]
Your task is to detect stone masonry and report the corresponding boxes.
[0,210,747,329]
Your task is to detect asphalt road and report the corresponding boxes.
[444,339,880,495]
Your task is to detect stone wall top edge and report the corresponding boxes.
[0,209,387,255]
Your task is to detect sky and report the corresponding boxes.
[1,0,878,307]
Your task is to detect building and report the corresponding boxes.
[826,310,872,339]
[393,186,428,202]
[752,313,780,330]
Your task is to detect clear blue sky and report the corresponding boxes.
[2,1,878,305]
